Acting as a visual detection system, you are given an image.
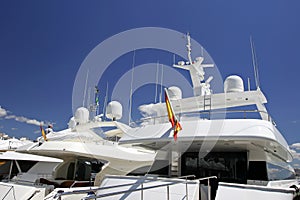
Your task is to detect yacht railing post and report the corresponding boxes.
[208,178,211,200]
[167,185,170,200]
[185,178,189,200]
[198,180,201,200]
[141,183,144,200]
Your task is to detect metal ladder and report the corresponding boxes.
[170,151,179,177]
[203,95,212,119]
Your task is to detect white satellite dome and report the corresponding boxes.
[74,107,89,124]
[106,101,122,120]
[168,86,182,100]
[224,75,244,93]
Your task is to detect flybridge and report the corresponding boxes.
[139,33,271,123]
[139,88,270,122]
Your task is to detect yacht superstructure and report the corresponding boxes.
[119,36,294,185]
[18,105,155,185]
[4,33,299,200]
[0,103,155,199]
[57,34,299,200]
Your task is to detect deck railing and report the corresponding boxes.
[0,184,16,200]
[51,175,217,200]
[137,109,274,126]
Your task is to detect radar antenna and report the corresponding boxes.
[173,33,214,96]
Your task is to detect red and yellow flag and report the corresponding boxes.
[165,88,182,141]
[40,124,48,141]
[173,120,182,141]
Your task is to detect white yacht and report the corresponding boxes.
[0,103,155,199]
[21,109,154,182]
[0,136,33,151]
[48,34,300,200]
[0,151,62,200]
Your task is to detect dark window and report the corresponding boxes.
[181,152,247,184]
[0,160,37,180]
[248,161,268,181]
[247,161,295,181]
[67,162,75,180]
[0,160,12,180]
[17,160,38,172]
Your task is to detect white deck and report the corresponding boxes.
[215,182,296,200]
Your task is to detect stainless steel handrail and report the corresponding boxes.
[1,185,16,200]
[138,109,273,124]
[82,176,217,200]
[51,175,217,200]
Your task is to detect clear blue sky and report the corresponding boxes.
[0,0,299,149]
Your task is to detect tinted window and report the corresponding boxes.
[17,160,38,172]
[248,161,268,181]
[181,152,247,184]
[267,163,295,181]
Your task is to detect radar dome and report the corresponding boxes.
[224,75,244,93]
[168,86,182,100]
[74,107,89,124]
[106,101,122,120]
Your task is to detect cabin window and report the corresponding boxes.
[18,160,38,172]
[267,163,295,181]
[247,161,296,181]
[248,161,268,181]
[0,160,38,180]
[181,152,247,184]
[0,160,12,180]
[75,160,104,181]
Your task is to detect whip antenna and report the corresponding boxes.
[102,82,109,120]
[159,64,164,103]
[128,50,136,125]
[155,61,159,103]
[250,36,260,89]
[83,69,89,107]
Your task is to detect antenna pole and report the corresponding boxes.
[173,54,176,65]
[102,82,109,120]
[186,33,193,64]
[129,50,136,125]
[155,61,159,103]
[83,69,89,107]
[95,86,100,116]
[87,87,91,110]
[250,36,260,89]
[253,42,260,88]
[247,77,251,91]
[159,64,164,103]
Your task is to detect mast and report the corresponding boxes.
[173,33,214,96]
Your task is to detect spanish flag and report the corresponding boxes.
[40,124,48,141]
[165,88,182,141]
